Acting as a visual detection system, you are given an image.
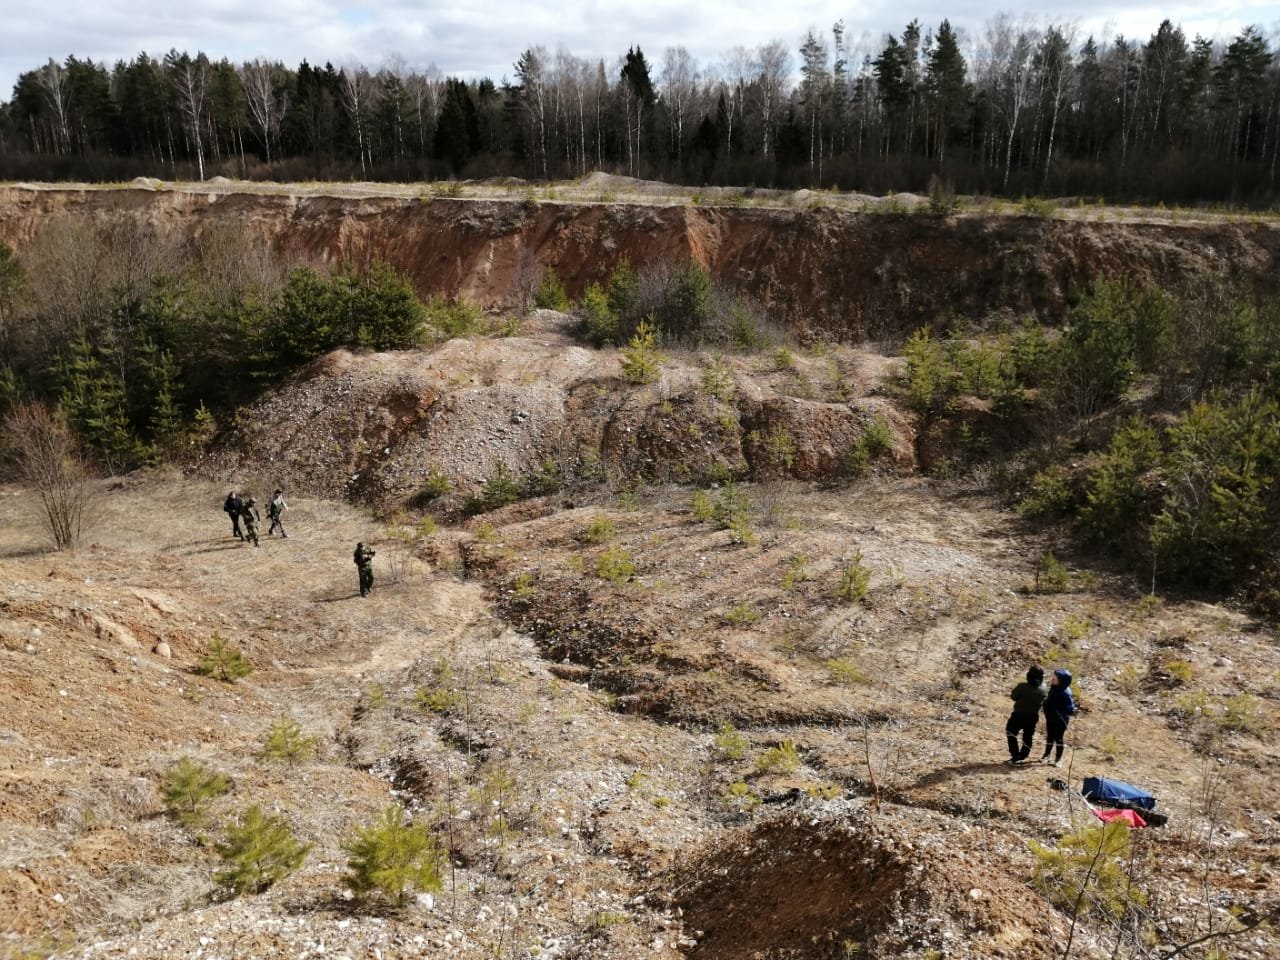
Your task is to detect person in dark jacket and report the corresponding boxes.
[1006,665,1048,764]
[1039,668,1078,766]
[223,492,244,540]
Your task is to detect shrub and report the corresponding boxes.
[424,295,485,339]
[214,805,311,896]
[345,805,444,906]
[751,425,796,477]
[927,175,959,216]
[346,261,429,350]
[1076,420,1160,551]
[525,457,563,497]
[1114,664,1144,696]
[578,281,619,346]
[690,489,716,521]
[161,757,230,827]
[1032,552,1071,593]
[721,602,759,626]
[594,545,637,583]
[722,781,761,811]
[1029,821,1145,921]
[835,553,872,603]
[533,267,570,310]
[2,401,93,549]
[701,358,736,401]
[419,468,452,501]
[713,721,749,761]
[510,571,536,600]
[825,657,868,686]
[416,659,463,714]
[729,307,772,352]
[1219,692,1267,735]
[1162,657,1194,684]
[657,259,714,343]
[620,319,663,384]
[1018,196,1057,218]
[755,740,801,774]
[1053,284,1142,419]
[1017,465,1075,520]
[581,516,616,544]
[464,462,522,514]
[781,554,811,590]
[256,717,318,766]
[606,258,639,324]
[417,685,463,713]
[900,329,954,417]
[195,635,253,682]
[861,417,894,459]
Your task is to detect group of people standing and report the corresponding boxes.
[222,489,289,547]
[1006,665,1078,766]
[219,489,377,598]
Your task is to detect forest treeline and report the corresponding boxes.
[1,15,1277,203]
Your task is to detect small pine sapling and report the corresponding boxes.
[214,805,311,896]
[344,805,444,907]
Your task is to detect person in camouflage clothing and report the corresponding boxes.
[353,541,375,596]
[240,497,262,547]
[267,488,289,538]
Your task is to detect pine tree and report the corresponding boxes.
[58,336,149,473]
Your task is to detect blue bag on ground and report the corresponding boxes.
[1082,776,1156,811]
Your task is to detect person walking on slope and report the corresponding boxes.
[241,497,262,547]
[1006,665,1048,764]
[353,541,376,596]
[1039,669,1078,767]
[223,491,244,540]
[267,488,289,538]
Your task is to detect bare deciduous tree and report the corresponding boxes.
[3,402,93,550]
[34,58,72,154]
[754,41,791,161]
[977,15,1040,189]
[167,50,210,181]
[240,59,289,163]
[340,63,378,178]
[660,46,699,164]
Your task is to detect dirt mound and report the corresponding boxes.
[672,803,1049,959]
[195,333,915,511]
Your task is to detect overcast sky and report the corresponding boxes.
[3,2,1277,105]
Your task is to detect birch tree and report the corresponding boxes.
[1037,26,1075,187]
[166,50,210,180]
[978,15,1039,189]
[340,63,377,177]
[35,59,72,154]
[754,40,790,161]
[240,59,288,163]
[660,46,698,164]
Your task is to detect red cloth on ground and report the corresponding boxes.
[1092,807,1147,828]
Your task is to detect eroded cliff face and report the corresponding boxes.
[1,183,1277,339]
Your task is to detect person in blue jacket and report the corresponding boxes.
[1006,665,1048,764]
[1039,668,1077,767]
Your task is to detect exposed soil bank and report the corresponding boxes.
[2,183,1277,339]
